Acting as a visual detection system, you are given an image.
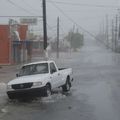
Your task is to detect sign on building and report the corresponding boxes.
[20,18,37,25]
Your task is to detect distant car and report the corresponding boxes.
[7,60,73,99]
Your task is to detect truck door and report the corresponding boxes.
[50,63,61,88]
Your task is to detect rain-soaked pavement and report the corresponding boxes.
[1,38,120,120]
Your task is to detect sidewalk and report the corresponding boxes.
[0,65,20,83]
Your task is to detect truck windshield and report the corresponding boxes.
[19,63,49,76]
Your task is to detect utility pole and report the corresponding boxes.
[42,0,47,50]
[112,19,114,51]
[115,15,118,52]
[99,23,103,43]
[70,25,75,54]
[102,20,105,44]
[57,17,59,58]
[118,9,120,52]
[106,15,109,48]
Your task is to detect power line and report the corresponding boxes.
[21,0,42,13]
[47,1,119,9]
[49,0,97,39]
[47,24,56,30]
[7,0,38,15]
[0,16,42,18]
[60,25,66,35]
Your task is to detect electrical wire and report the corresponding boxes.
[6,0,38,15]
[47,24,57,30]
[49,0,97,39]
[60,25,66,35]
[21,0,42,13]
[47,0,119,9]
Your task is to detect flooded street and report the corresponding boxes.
[1,38,120,120]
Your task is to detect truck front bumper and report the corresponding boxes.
[7,87,46,99]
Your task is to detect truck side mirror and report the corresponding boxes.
[16,73,19,77]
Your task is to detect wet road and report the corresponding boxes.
[1,38,120,120]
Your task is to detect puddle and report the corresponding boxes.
[0,83,7,91]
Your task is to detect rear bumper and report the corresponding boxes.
[7,87,46,99]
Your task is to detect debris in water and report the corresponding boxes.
[1,108,7,113]
[68,106,72,110]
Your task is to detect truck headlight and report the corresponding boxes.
[33,82,42,86]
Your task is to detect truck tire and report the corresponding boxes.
[62,77,71,92]
[45,84,52,97]
[7,93,14,99]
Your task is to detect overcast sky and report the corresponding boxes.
[0,0,120,38]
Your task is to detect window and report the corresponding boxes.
[50,63,57,74]
[35,63,48,74]
[19,63,48,76]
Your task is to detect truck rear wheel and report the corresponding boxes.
[62,78,71,92]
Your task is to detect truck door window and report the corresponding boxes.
[35,63,48,74]
[50,63,57,74]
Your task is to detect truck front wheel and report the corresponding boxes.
[7,93,14,99]
[45,84,52,97]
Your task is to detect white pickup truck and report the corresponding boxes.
[7,60,73,99]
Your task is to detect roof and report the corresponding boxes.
[23,60,54,66]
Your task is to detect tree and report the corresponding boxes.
[65,30,84,51]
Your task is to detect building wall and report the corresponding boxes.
[0,25,10,64]
[0,24,28,65]
[18,25,28,40]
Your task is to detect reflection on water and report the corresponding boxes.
[0,90,72,119]
[1,90,72,108]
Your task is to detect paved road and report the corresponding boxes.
[0,38,120,120]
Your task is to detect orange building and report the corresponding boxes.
[0,25,10,64]
[0,24,33,65]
